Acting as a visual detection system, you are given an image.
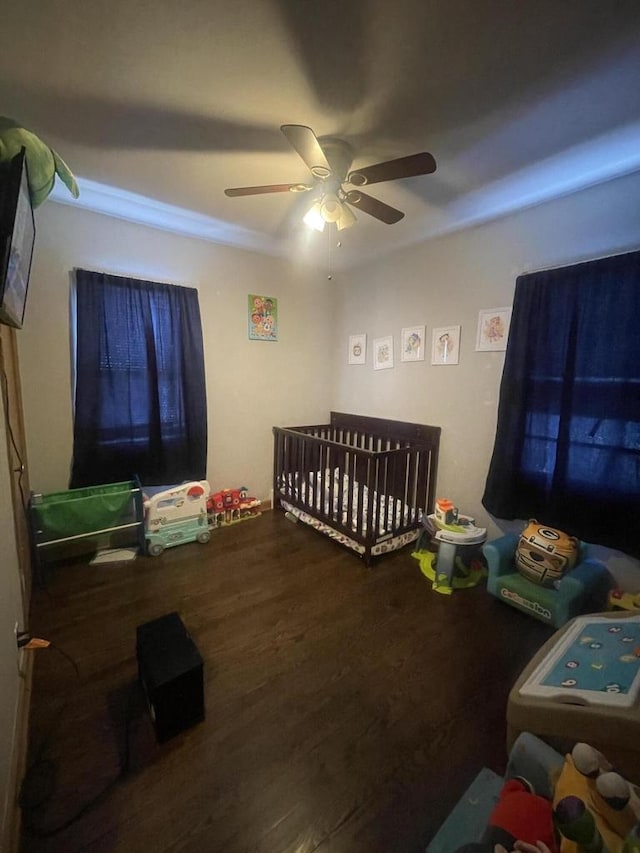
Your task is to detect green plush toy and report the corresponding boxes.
[0,116,79,207]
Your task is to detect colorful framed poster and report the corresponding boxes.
[476,307,512,351]
[401,325,426,362]
[348,334,366,364]
[373,335,394,370]
[248,294,278,341]
[431,325,460,365]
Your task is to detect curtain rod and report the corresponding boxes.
[72,266,187,289]
[518,244,640,278]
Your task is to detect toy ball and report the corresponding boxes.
[515,520,578,587]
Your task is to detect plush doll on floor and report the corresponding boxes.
[552,742,640,852]
[453,742,640,853]
[453,776,559,853]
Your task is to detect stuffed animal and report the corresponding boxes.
[553,742,640,852]
[454,777,560,852]
[451,742,640,853]
[515,520,578,587]
[554,795,603,851]
[0,116,79,207]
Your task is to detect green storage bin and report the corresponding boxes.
[32,481,136,539]
[30,480,144,563]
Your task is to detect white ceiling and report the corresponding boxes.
[2,0,640,269]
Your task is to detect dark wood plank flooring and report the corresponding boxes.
[21,511,552,853]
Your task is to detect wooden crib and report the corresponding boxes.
[272,412,440,565]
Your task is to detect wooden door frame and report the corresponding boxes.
[0,324,32,621]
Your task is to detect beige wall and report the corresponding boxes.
[3,170,640,843]
[19,204,333,501]
[2,204,331,847]
[0,399,24,843]
[14,173,640,589]
[330,172,640,588]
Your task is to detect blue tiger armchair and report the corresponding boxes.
[482,532,611,628]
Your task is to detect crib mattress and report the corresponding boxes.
[280,499,419,557]
[279,468,420,556]
[281,469,415,529]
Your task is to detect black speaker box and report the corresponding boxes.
[136,611,204,743]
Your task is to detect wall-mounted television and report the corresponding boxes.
[0,148,35,329]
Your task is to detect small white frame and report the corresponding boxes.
[476,307,512,351]
[431,325,460,365]
[348,333,367,365]
[400,325,426,362]
[373,335,394,370]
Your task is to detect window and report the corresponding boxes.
[71,269,207,488]
[482,250,640,558]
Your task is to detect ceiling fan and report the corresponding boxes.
[224,124,436,231]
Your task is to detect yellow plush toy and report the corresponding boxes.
[0,116,79,207]
[553,743,640,852]
[516,520,579,587]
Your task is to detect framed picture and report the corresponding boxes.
[431,325,460,365]
[0,149,35,329]
[248,294,278,341]
[476,307,512,351]
[373,335,394,370]
[400,325,425,362]
[348,333,366,364]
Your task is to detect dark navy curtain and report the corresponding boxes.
[482,250,640,558]
[71,270,207,488]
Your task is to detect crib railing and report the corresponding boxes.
[273,414,440,551]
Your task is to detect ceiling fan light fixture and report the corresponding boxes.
[303,201,325,232]
[319,192,342,223]
[337,203,357,231]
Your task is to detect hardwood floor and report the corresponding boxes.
[21,511,552,853]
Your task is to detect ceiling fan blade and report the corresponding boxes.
[347,152,436,187]
[224,183,312,197]
[345,190,404,224]
[281,125,332,177]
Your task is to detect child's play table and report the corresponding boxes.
[507,611,640,782]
